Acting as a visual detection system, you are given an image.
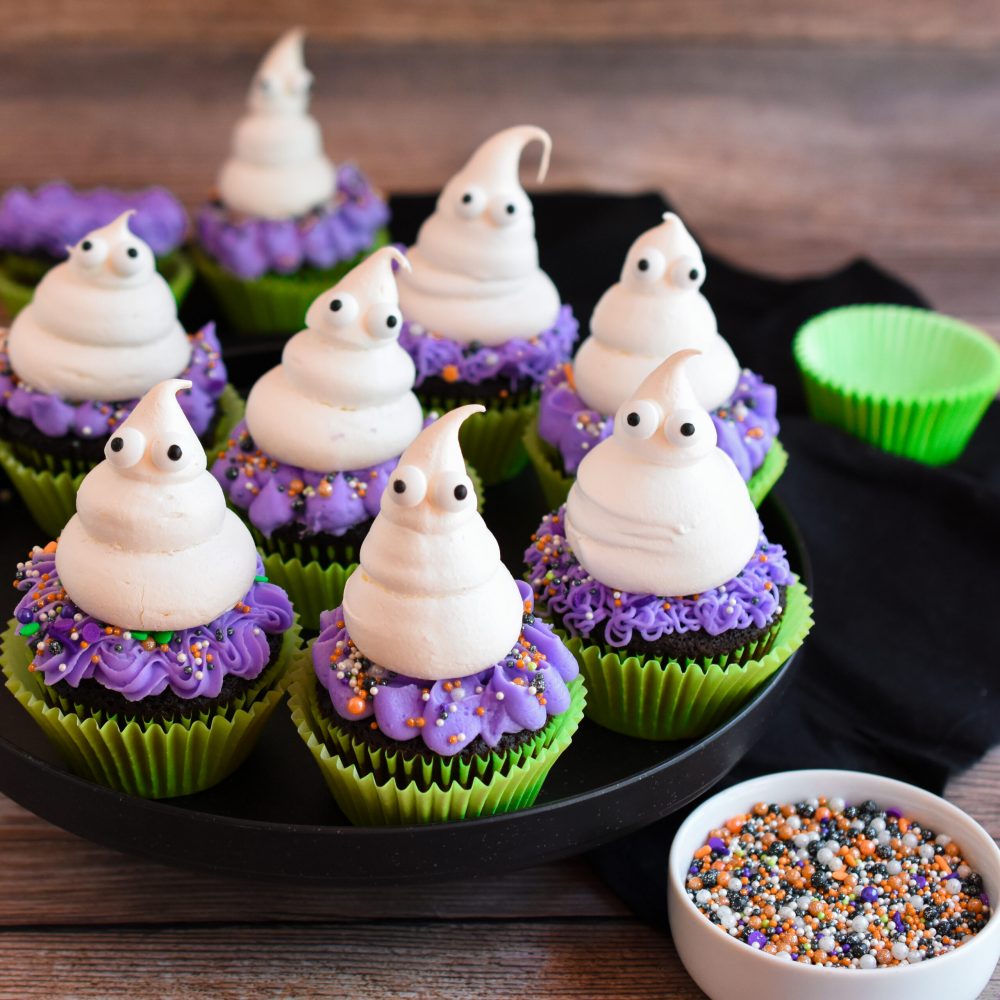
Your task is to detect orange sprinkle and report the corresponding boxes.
[346,696,366,716]
[442,364,460,383]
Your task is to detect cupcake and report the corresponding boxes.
[525,350,812,741]
[0,181,191,317]
[529,213,786,508]
[0,212,238,538]
[212,247,428,628]
[289,405,584,824]
[396,125,578,484]
[194,28,390,336]
[1,379,297,798]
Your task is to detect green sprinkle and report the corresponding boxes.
[254,575,268,583]
[153,631,173,645]
[18,622,40,637]
[131,631,149,641]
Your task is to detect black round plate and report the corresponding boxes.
[0,464,810,885]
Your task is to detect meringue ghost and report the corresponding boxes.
[343,405,524,679]
[56,379,259,631]
[217,28,335,219]
[244,247,424,471]
[572,213,741,416]
[6,212,191,402]
[397,125,561,345]
[565,349,759,596]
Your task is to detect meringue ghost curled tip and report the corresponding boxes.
[464,125,552,185]
[396,403,483,472]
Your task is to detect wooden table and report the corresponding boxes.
[1,25,998,998]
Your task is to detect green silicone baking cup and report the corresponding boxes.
[794,305,1000,465]
[523,419,788,510]
[0,250,194,318]
[0,384,244,539]
[0,617,301,798]
[555,582,812,742]
[288,653,586,825]
[191,230,390,337]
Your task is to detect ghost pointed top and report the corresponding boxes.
[397,403,483,477]
[460,125,552,190]
[249,27,313,112]
[66,210,156,287]
[104,377,207,483]
[619,212,703,285]
[259,27,305,76]
[80,209,136,248]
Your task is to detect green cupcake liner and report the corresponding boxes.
[794,305,1000,465]
[419,391,537,486]
[557,582,812,742]
[0,385,244,539]
[288,652,586,824]
[523,419,788,511]
[1,617,302,798]
[191,230,390,337]
[0,250,194,318]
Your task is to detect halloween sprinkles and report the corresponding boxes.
[686,797,991,968]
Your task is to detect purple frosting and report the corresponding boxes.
[212,418,435,539]
[196,164,389,281]
[13,547,293,702]
[0,182,187,258]
[312,580,578,757]
[0,323,227,440]
[399,305,579,391]
[525,507,792,649]
[538,365,779,479]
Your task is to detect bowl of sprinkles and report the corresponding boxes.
[667,770,1000,1000]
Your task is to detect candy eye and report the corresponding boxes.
[366,303,403,340]
[150,436,195,472]
[105,427,146,468]
[664,408,711,447]
[325,292,360,327]
[670,255,705,290]
[631,247,667,283]
[488,192,528,227]
[433,472,475,513]
[74,236,108,270]
[618,399,661,439]
[456,185,487,219]
[109,240,151,278]
[387,464,427,508]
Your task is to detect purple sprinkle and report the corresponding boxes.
[860,886,879,903]
[746,930,767,949]
[914,876,927,889]
[81,622,102,644]
[688,864,700,876]
[982,892,990,907]
[886,808,903,818]
[708,837,729,854]
[893,912,905,933]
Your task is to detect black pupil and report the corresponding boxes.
[167,444,183,461]
[386,315,398,329]
[110,437,124,452]
[637,259,650,272]
[330,299,342,312]
[505,204,516,215]
[462,193,473,204]
[81,240,92,251]
[126,247,138,259]
[454,484,468,501]
[688,268,699,281]
[626,412,641,427]
[392,479,406,494]
[680,422,696,437]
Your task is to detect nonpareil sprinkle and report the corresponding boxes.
[686,797,991,968]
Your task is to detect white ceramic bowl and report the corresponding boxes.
[667,770,1000,1000]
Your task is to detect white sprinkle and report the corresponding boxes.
[859,954,877,969]
[370,686,379,696]
[817,936,836,953]
[907,949,923,963]
[434,719,444,727]
[495,692,505,701]
[81,426,92,437]
[122,631,132,640]
[828,796,846,813]
[891,941,909,960]
[936,834,952,847]
[57,663,66,672]
[421,692,430,701]
[887,860,902,875]
[177,654,187,664]
[851,915,869,933]
[957,863,971,879]
[696,889,711,904]
[919,844,935,860]
[252,627,261,635]
[816,848,835,866]
[194,670,204,680]
[451,687,466,701]
[902,832,918,849]
[946,879,962,895]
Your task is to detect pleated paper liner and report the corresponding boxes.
[418,389,537,486]
[556,581,812,742]
[245,463,484,631]
[191,229,390,337]
[0,617,302,799]
[0,249,194,318]
[523,418,788,511]
[288,654,586,825]
[794,304,1000,465]
[0,385,244,539]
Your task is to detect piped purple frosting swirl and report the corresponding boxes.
[0,324,227,440]
[0,183,188,258]
[313,581,578,757]
[196,164,390,281]
[525,507,792,649]
[399,305,579,391]
[538,366,779,479]
[13,547,293,702]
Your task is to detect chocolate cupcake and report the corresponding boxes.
[396,126,578,484]
[1,379,297,797]
[289,405,584,824]
[194,29,390,336]
[526,350,811,741]
[528,212,785,509]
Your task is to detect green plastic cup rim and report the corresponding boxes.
[793,304,1000,406]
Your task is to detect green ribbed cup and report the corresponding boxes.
[794,305,1000,464]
